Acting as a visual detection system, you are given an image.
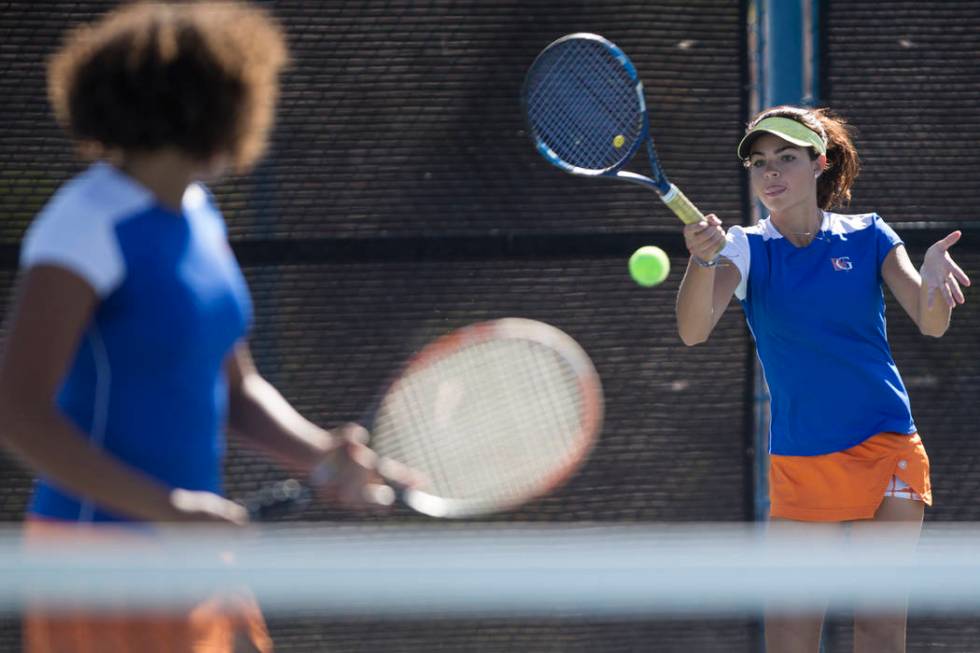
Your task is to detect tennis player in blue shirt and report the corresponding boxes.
[676,105,969,653]
[0,3,415,651]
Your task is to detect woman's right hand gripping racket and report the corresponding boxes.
[523,32,705,226]
[245,318,604,520]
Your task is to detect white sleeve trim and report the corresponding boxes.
[720,225,750,300]
[21,210,126,297]
[19,167,146,297]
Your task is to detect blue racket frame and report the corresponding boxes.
[523,33,704,225]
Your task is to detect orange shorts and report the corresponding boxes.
[769,432,931,522]
[22,518,273,653]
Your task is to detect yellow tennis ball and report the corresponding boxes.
[613,134,625,149]
[628,246,670,287]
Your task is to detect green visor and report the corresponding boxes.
[737,116,827,159]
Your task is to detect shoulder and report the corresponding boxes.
[21,163,155,296]
[24,163,155,248]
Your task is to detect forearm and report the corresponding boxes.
[0,403,178,521]
[676,259,718,345]
[227,373,337,473]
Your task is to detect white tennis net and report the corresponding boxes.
[3,523,980,617]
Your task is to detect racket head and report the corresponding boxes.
[368,318,603,518]
[523,33,649,176]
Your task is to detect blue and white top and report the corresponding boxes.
[721,211,916,456]
[20,162,253,522]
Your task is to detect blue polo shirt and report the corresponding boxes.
[721,212,916,456]
[20,162,252,522]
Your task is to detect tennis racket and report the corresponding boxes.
[523,32,704,225]
[244,318,603,520]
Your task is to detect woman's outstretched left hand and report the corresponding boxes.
[921,230,971,308]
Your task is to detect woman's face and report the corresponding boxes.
[746,133,823,213]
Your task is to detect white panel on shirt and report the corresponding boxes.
[825,211,876,239]
[20,163,153,298]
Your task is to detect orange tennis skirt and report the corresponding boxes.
[769,432,931,522]
[22,518,273,653]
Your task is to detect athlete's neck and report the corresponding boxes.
[771,204,825,248]
[110,148,211,213]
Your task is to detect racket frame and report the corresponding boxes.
[373,318,603,518]
[246,319,603,521]
[523,32,705,225]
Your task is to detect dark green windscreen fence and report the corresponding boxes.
[822,2,980,651]
[0,2,751,650]
[2,1,978,650]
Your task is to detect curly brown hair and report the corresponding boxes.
[47,1,288,173]
[745,105,860,210]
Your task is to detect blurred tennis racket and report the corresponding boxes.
[523,32,704,225]
[245,318,603,520]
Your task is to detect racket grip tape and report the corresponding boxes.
[661,184,704,225]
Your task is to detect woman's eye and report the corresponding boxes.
[780,154,796,162]
[751,159,766,168]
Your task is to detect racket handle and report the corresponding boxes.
[661,184,704,225]
[243,478,311,521]
[243,470,399,521]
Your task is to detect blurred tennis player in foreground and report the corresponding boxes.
[676,106,969,653]
[0,2,416,651]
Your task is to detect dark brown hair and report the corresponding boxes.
[47,1,288,173]
[745,105,860,210]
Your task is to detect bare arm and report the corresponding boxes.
[225,342,334,472]
[0,265,244,523]
[882,233,970,338]
[675,215,742,346]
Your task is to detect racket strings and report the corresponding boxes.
[526,39,643,171]
[461,343,582,494]
[397,342,580,498]
[372,338,588,505]
[527,42,637,148]
[528,57,636,169]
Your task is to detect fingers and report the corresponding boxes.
[362,483,395,507]
[938,256,969,307]
[948,256,971,287]
[938,230,962,250]
[320,422,430,511]
[949,276,966,305]
[939,281,954,309]
[377,455,430,491]
[921,235,970,309]
[683,214,726,260]
[336,422,369,445]
[321,436,410,510]
[325,479,393,508]
[169,489,249,526]
[928,274,965,309]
